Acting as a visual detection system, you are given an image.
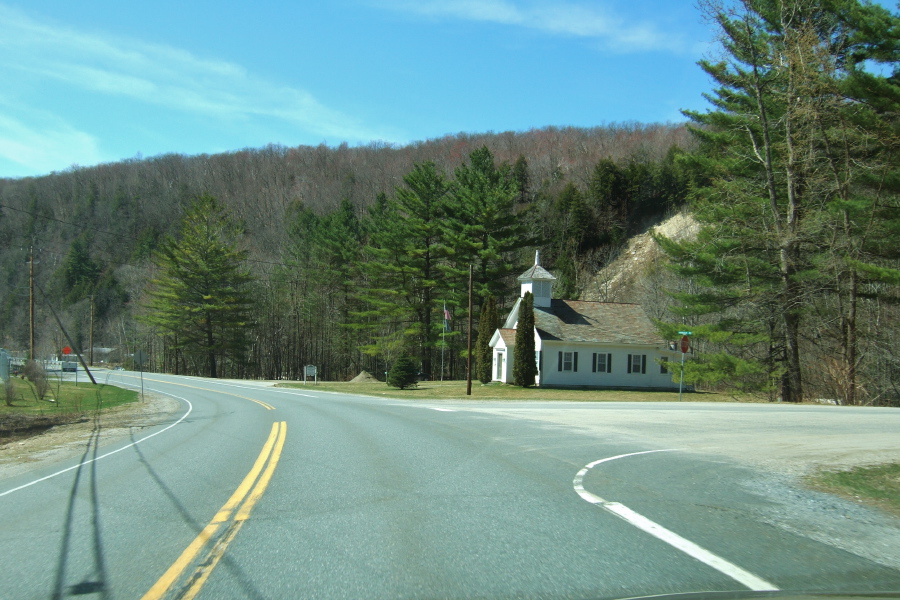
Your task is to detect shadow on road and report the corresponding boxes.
[128,429,267,600]
[51,402,109,599]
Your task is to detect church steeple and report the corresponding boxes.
[517,250,556,308]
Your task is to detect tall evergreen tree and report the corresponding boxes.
[358,162,450,379]
[141,194,255,378]
[513,291,537,387]
[512,155,530,204]
[61,235,102,305]
[316,197,365,378]
[657,0,900,402]
[475,295,498,384]
[443,147,533,307]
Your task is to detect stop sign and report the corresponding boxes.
[680,335,690,354]
[62,346,72,355]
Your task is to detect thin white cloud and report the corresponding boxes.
[0,107,102,175]
[0,4,394,153]
[379,0,684,53]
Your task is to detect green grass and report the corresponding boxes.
[3,376,138,416]
[276,379,758,403]
[808,463,900,516]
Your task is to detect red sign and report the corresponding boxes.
[680,336,690,354]
[62,346,72,355]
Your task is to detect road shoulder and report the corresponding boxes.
[0,392,180,482]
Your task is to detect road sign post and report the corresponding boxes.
[677,332,692,402]
[134,349,147,402]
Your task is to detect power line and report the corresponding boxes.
[1,202,297,270]
[0,203,129,240]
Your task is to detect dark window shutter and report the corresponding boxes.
[573,352,578,372]
[592,353,596,373]
[627,355,632,374]
[641,355,647,374]
[558,352,563,371]
[607,354,612,373]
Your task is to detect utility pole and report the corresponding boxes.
[89,292,94,366]
[29,242,35,361]
[35,280,97,385]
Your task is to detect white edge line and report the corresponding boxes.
[0,388,193,498]
[573,449,779,592]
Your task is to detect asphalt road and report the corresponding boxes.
[1,371,899,599]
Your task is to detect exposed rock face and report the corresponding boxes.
[585,211,699,305]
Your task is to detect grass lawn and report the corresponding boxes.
[3,376,138,416]
[808,464,900,516]
[276,379,758,403]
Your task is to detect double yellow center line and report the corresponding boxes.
[117,374,277,410]
[142,421,287,600]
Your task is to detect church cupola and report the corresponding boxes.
[517,250,556,308]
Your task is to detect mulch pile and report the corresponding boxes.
[349,371,379,383]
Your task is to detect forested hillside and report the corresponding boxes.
[0,124,694,382]
[4,0,899,409]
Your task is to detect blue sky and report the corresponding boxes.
[0,0,717,178]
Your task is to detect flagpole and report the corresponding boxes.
[442,302,450,382]
[466,264,473,396]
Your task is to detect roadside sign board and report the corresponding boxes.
[134,349,147,368]
[62,345,72,355]
[680,335,690,354]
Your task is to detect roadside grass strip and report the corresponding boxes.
[142,421,287,600]
[573,450,779,592]
[808,463,900,516]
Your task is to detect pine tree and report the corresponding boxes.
[61,235,103,306]
[442,147,533,306]
[475,295,498,384]
[387,354,418,389]
[657,0,900,402]
[513,291,537,387]
[141,195,255,378]
[512,155,530,204]
[357,162,450,379]
[315,198,365,379]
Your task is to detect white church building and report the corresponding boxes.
[489,253,681,389]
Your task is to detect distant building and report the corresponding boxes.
[489,252,680,389]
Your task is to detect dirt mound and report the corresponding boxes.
[350,371,379,383]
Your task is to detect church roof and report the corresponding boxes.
[497,328,517,346]
[534,300,661,345]
[517,263,557,281]
[517,250,557,281]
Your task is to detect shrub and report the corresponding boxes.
[4,378,16,407]
[387,354,418,390]
[23,360,50,401]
